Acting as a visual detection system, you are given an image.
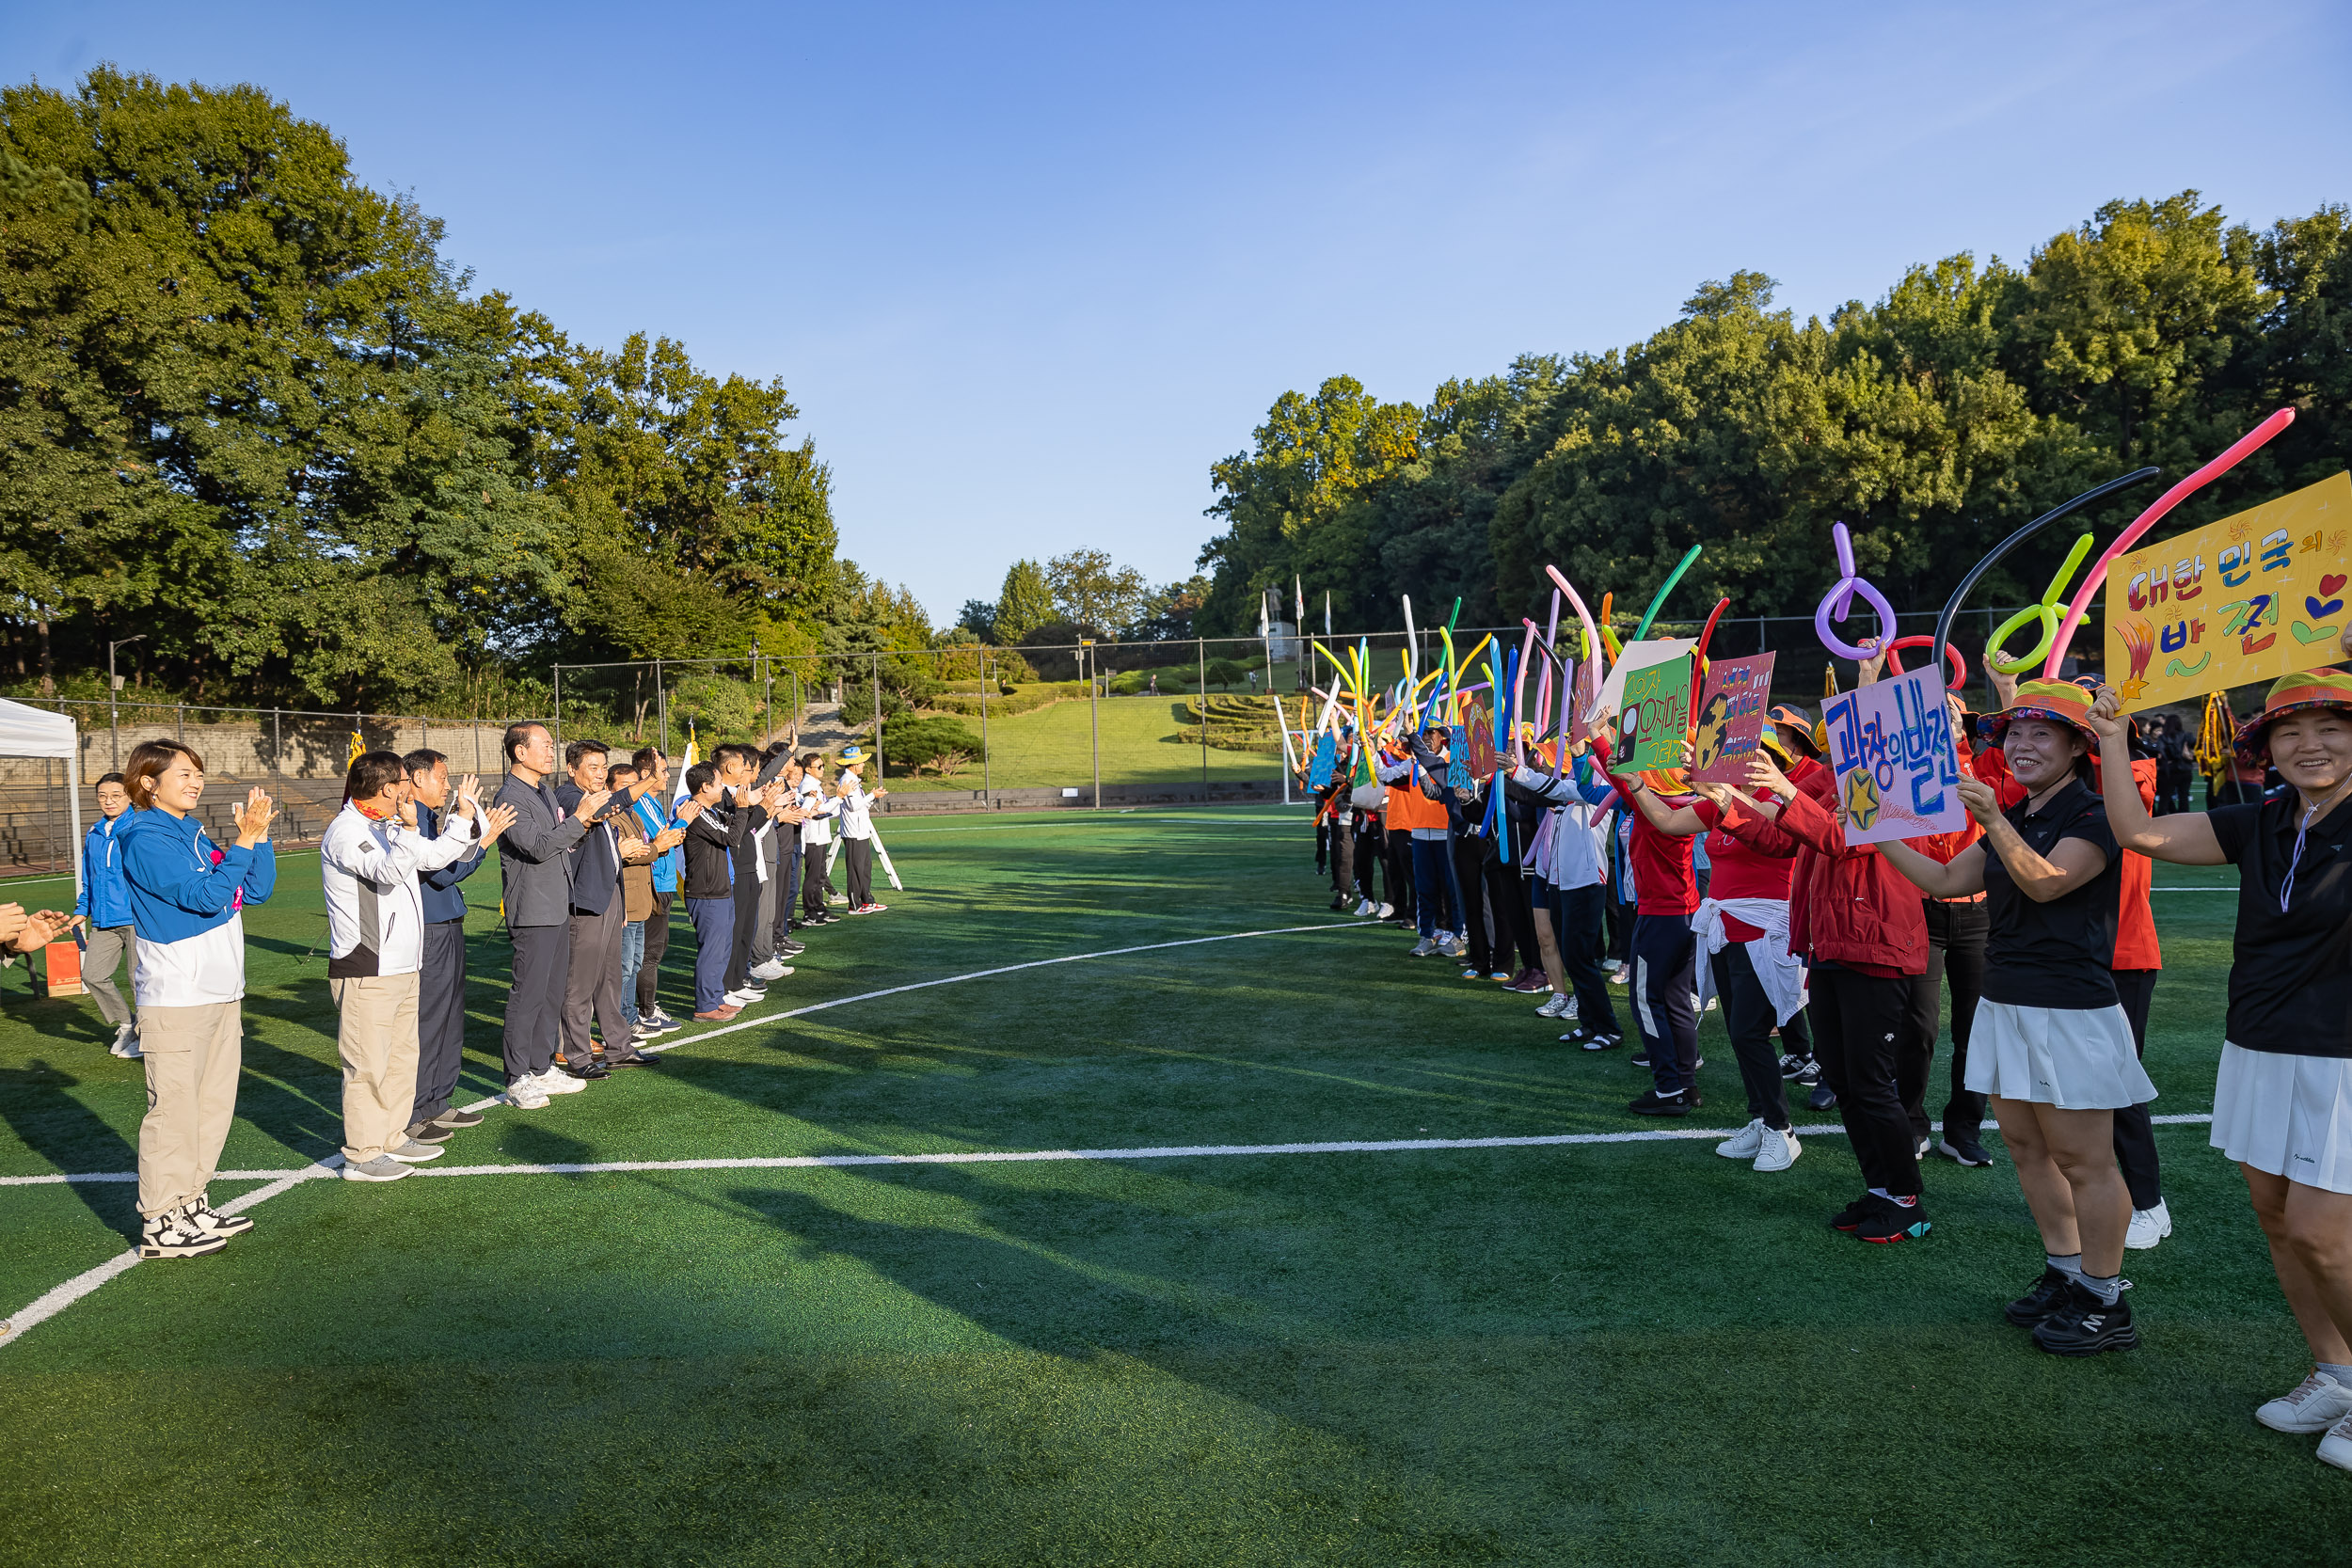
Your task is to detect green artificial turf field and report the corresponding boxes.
[889,692,1283,793]
[2,808,2345,1566]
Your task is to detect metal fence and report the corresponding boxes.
[0,604,2137,879]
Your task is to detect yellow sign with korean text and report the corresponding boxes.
[2104,470,2352,712]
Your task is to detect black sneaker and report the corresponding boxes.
[1328,894,1348,911]
[2004,1266,2076,1327]
[1936,1135,1994,1167]
[1777,1053,1814,1080]
[1561,1029,1622,1052]
[1808,1080,1838,1111]
[1789,1059,1821,1090]
[1629,1051,1651,1069]
[2032,1280,2137,1355]
[432,1107,485,1130]
[1627,1088,1689,1117]
[1855,1195,1931,1244]
[1829,1195,1872,1232]
[557,1057,610,1081]
[406,1120,457,1144]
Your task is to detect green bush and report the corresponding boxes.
[926,681,1087,719]
[1202,658,1246,690]
[881,715,984,776]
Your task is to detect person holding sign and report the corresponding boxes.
[2087,664,2352,1465]
[1871,681,2153,1354]
[1629,729,1812,1172]
[1728,744,1931,1246]
[1589,727,1703,1115]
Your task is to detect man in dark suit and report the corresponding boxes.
[554,739,654,1072]
[493,722,603,1106]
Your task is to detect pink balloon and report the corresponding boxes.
[2040,407,2296,679]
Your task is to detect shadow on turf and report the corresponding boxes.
[0,1057,142,1236]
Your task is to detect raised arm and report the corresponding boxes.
[492,784,591,864]
[2086,687,2225,864]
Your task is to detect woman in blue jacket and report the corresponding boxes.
[73,771,138,1058]
[114,740,277,1259]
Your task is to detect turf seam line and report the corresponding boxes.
[0,1113,2226,1187]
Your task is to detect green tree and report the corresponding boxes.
[1044,548,1149,631]
[993,558,1055,643]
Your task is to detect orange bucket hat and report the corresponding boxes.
[1979,680,2100,748]
[2234,670,2352,764]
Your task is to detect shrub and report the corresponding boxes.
[880,715,985,776]
[1202,658,1246,690]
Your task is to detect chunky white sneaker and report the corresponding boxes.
[1535,992,1572,1019]
[185,1193,254,1237]
[1714,1119,1765,1160]
[2321,1414,2352,1472]
[1375,902,1393,919]
[750,958,788,981]
[109,1023,141,1058]
[534,1069,586,1097]
[723,988,761,1006]
[342,1154,411,1182]
[2257,1370,2352,1433]
[2125,1198,2173,1251]
[1753,1126,1801,1173]
[1355,898,1375,917]
[138,1206,229,1257]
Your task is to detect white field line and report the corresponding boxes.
[0,1114,2224,1189]
[0,918,1371,1342]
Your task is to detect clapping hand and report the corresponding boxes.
[453,775,483,818]
[0,903,26,948]
[651,826,687,850]
[579,788,613,821]
[233,787,277,846]
[479,802,519,846]
[19,909,72,950]
[674,800,706,824]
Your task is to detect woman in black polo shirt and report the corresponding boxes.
[1879,680,2154,1356]
[2090,669,2352,1470]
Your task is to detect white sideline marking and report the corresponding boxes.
[0,918,1374,1342]
[0,1112,2226,1189]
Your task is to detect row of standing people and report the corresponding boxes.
[67,728,890,1259]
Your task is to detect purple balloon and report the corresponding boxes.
[1815,524,1895,659]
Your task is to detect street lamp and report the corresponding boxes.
[107,636,146,770]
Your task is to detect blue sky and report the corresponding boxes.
[7,1,2349,624]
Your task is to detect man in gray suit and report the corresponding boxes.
[493,722,608,1109]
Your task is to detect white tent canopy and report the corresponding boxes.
[0,699,83,901]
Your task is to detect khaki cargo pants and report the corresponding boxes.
[136,1001,243,1219]
[329,973,421,1166]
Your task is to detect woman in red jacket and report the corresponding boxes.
[1877,681,2153,1354]
[1724,742,1931,1244]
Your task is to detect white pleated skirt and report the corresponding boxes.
[2212,1043,2352,1195]
[1965,1000,2158,1110]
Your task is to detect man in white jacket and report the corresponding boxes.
[323,751,516,1182]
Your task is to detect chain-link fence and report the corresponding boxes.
[0,603,2163,878]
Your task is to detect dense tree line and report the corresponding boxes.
[1196,194,2352,637]
[0,68,925,713]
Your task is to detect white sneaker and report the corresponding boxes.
[826,894,849,906]
[1408,937,1436,958]
[109,1023,138,1058]
[1375,902,1394,919]
[1355,898,1375,917]
[1714,1119,1764,1160]
[2258,1370,2352,1433]
[723,988,761,1006]
[1753,1126,1801,1173]
[534,1069,587,1096]
[1536,992,1572,1019]
[750,958,788,981]
[1915,1135,1931,1159]
[504,1078,550,1109]
[386,1138,443,1164]
[2321,1414,2352,1472]
[2125,1198,2173,1251]
[342,1154,410,1182]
